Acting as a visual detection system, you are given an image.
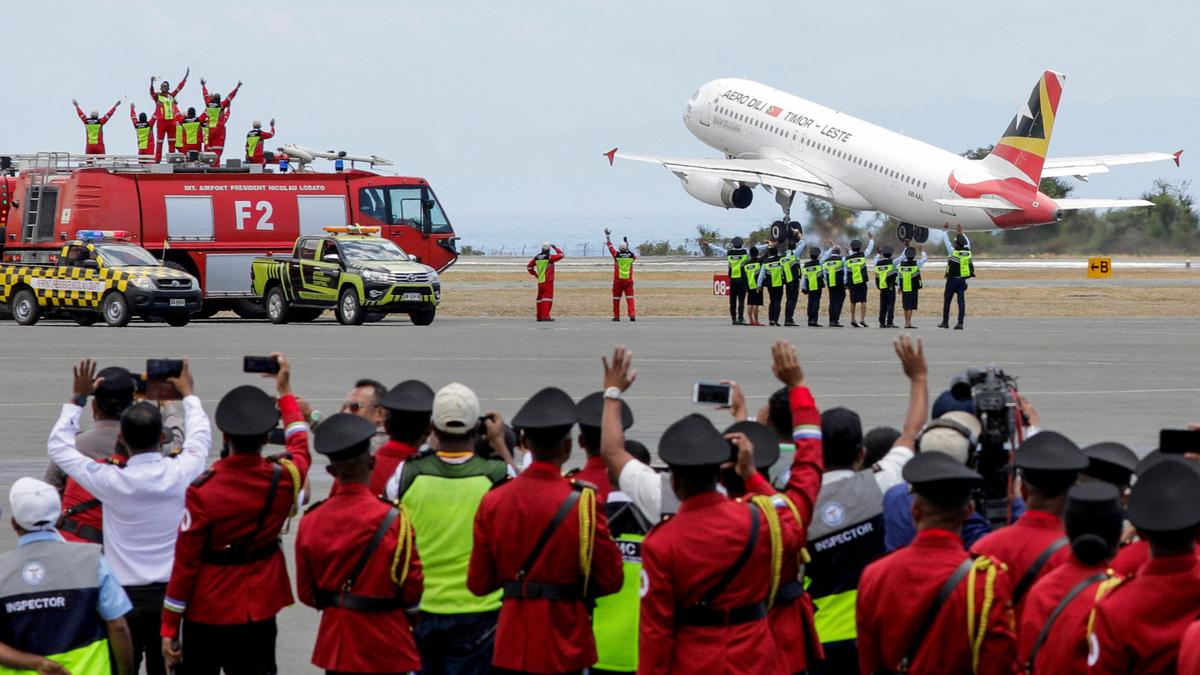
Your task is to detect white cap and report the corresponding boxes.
[432,382,480,434]
[9,478,60,532]
[542,241,551,249]
[919,411,982,466]
[252,120,262,128]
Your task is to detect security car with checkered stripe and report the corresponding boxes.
[0,231,201,327]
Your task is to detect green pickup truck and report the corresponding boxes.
[251,230,441,325]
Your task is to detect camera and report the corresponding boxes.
[950,366,1021,526]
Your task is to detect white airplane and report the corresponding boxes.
[607,71,1182,243]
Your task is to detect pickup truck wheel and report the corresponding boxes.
[102,292,132,327]
[410,308,436,326]
[74,314,99,327]
[165,314,191,327]
[336,288,366,325]
[265,287,290,324]
[11,290,41,326]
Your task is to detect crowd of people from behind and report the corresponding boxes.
[0,336,1198,674]
[72,67,275,166]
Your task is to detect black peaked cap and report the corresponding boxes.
[314,413,376,462]
[1128,458,1200,531]
[903,451,982,497]
[659,414,728,467]
[381,380,435,413]
[215,385,280,436]
[724,421,781,470]
[1081,442,1139,486]
[577,391,633,430]
[1014,431,1088,471]
[1066,482,1123,517]
[512,387,579,430]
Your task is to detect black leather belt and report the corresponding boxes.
[201,540,281,565]
[675,601,767,627]
[312,589,405,612]
[502,581,582,601]
[775,580,807,604]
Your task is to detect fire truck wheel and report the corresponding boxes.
[232,299,267,320]
[165,315,191,327]
[194,303,221,320]
[265,287,290,325]
[11,289,41,326]
[73,314,99,327]
[336,288,366,325]
[410,308,436,326]
[102,292,132,328]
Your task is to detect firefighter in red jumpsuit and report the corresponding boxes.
[130,103,156,158]
[527,242,564,321]
[174,107,206,156]
[149,68,189,161]
[73,99,120,154]
[200,78,241,166]
[605,228,637,321]
[245,119,275,165]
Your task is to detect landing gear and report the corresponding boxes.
[896,222,930,244]
[772,190,803,246]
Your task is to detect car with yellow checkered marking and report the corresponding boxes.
[0,233,201,327]
[251,227,440,325]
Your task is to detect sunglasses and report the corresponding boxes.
[342,401,376,413]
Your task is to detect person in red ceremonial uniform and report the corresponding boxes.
[1018,483,1124,674]
[971,430,1088,616]
[160,354,311,674]
[629,341,807,675]
[857,452,1017,675]
[568,391,634,503]
[297,413,424,675]
[1180,620,1200,674]
[1088,456,1200,674]
[527,242,565,321]
[468,386,623,674]
[369,380,434,497]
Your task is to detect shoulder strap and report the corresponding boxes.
[900,556,975,672]
[698,504,761,607]
[1025,572,1109,673]
[341,506,401,593]
[231,462,282,550]
[62,498,102,518]
[516,486,582,581]
[1013,537,1069,604]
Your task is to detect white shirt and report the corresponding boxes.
[48,395,211,586]
[617,459,663,523]
[821,444,913,494]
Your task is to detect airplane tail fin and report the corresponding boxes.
[981,70,1065,185]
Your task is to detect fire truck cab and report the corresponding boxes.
[0,152,459,318]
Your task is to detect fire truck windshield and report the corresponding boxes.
[339,238,410,264]
[95,244,161,267]
[358,186,453,234]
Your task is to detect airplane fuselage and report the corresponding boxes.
[683,78,1061,232]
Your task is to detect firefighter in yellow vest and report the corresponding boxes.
[822,242,847,327]
[897,246,928,329]
[73,99,120,155]
[174,107,206,156]
[725,237,750,325]
[873,246,898,328]
[802,246,826,327]
[149,69,189,162]
[605,228,637,322]
[245,119,276,165]
[846,233,875,327]
[756,245,789,326]
[938,225,975,331]
[129,103,156,158]
[200,78,241,166]
[527,242,565,321]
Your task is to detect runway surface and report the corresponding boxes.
[1,316,1196,672]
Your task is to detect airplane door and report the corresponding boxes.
[699,98,713,127]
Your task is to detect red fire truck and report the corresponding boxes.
[0,152,458,317]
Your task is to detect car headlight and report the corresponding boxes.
[428,269,439,283]
[363,270,389,283]
[130,277,155,290]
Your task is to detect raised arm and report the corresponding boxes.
[773,341,824,523]
[129,103,137,124]
[200,78,209,102]
[883,336,927,480]
[864,234,876,257]
[48,360,120,497]
[599,346,637,480]
[73,102,86,122]
[102,101,120,122]
[550,245,564,262]
[163,360,211,481]
[171,68,189,97]
[226,81,242,105]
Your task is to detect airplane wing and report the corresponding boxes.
[933,197,1021,211]
[608,149,834,200]
[1054,198,1155,210]
[1041,150,1182,180]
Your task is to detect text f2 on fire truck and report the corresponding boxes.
[0,154,458,318]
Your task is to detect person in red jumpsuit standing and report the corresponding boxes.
[200,78,241,166]
[856,452,1017,675]
[73,99,120,154]
[604,228,637,321]
[245,119,275,165]
[527,242,564,322]
[173,107,205,157]
[467,387,624,673]
[149,69,189,162]
[129,104,156,159]
[160,355,310,674]
[296,413,424,675]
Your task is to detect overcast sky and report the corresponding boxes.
[7,0,1197,245]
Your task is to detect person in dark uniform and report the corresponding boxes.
[725,237,750,325]
[297,413,424,675]
[369,379,434,497]
[1089,457,1200,673]
[468,388,624,674]
[939,226,975,330]
[568,391,634,504]
[845,234,874,327]
[743,246,764,327]
[970,431,1088,618]
[822,243,847,327]
[874,246,898,328]
[801,246,825,327]
[758,246,787,327]
[161,357,311,674]
[781,240,801,327]
[856,453,1017,674]
[897,246,927,329]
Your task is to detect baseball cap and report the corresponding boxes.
[432,382,480,434]
[10,478,60,532]
[919,412,982,465]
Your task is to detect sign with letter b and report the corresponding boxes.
[1087,257,1112,279]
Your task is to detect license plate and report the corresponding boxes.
[169,298,186,307]
[401,293,421,301]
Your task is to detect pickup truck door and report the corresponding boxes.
[53,245,103,309]
[298,240,340,303]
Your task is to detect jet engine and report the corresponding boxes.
[680,174,753,209]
